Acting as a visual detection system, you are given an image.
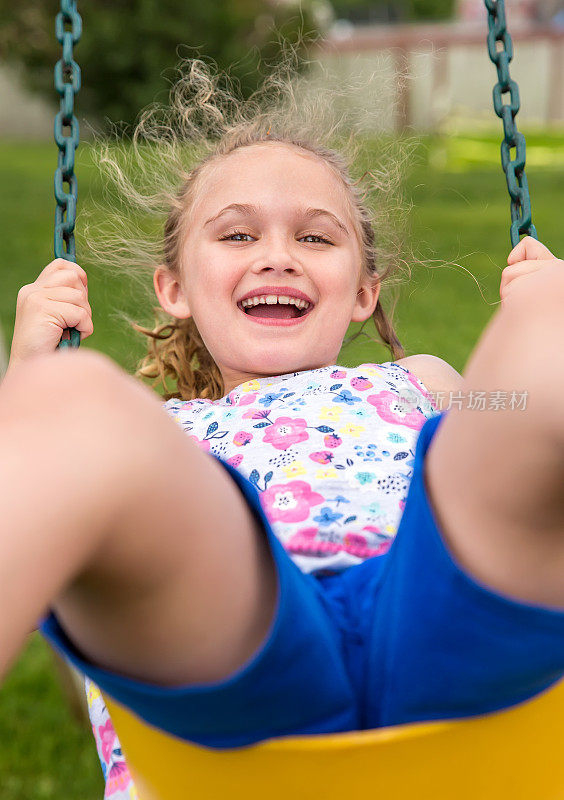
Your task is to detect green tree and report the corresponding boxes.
[331,0,455,22]
[0,0,319,132]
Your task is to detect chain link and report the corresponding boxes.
[484,0,537,247]
[54,0,82,349]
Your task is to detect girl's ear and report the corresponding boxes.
[153,266,191,319]
[351,277,381,322]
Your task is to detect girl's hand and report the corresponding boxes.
[500,237,561,307]
[8,259,93,370]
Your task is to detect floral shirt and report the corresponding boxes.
[161,361,439,573]
[86,361,439,796]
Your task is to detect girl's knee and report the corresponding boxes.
[1,349,131,422]
[6,347,113,387]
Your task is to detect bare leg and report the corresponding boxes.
[0,350,276,685]
[425,260,564,608]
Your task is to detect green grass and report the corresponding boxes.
[1,131,564,798]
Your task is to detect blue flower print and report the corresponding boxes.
[331,494,350,506]
[356,472,376,485]
[313,506,344,525]
[352,445,381,462]
[387,432,407,444]
[350,407,368,419]
[366,501,382,515]
[258,390,286,407]
[332,389,361,406]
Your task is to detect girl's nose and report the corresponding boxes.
[255,261,303,275]
[251,244,304,276]
[249,232,305,276]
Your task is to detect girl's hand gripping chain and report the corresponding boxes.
[500,237,561,307]
[7,259,93,373]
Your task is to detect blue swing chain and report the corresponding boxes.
[50,0,532,356]
[54,0,82,349]
[484,0,538,247]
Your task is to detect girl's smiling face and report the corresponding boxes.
[154,142,380,395]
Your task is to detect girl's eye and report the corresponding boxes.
[301,234,332,244]
[220,231,254,242]
[218,231,333,245]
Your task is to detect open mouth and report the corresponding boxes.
[237,297,313,321]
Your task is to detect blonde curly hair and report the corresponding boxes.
[80,52,412,401]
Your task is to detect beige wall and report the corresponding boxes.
[0,64,54,139]
[310,24,564,132]
[1,24,563,138]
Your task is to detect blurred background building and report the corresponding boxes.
[315,0,564,132]
[0,0,563,137]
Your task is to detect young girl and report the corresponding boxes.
[3,59,564,796]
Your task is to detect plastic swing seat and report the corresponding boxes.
[104,676,564,800]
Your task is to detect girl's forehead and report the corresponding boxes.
[190,143,350,221]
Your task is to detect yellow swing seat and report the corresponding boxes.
[104,676,564,800]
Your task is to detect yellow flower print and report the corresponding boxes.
[241,380,260,392]
[319,406,343,421]
[129,784,140,800]
[87,681,102,704]
[282,460,307,478]
[338,423,365,438]
[315,467,339,480]
[362,367,381,376]
[385,524,396,535]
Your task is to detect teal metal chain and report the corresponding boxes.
[484,0,537,247]
[54,0,82,349]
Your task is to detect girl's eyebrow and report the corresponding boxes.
[203,202,350,235]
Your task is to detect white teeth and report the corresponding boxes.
[240,294,311,310]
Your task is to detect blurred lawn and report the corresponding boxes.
[1,131,564,799]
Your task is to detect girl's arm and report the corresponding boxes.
[397,237,559,402]
[396,354,465,400]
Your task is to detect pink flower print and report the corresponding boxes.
[399,499,406,513]
[98,719,117,763]
[351,376,373,391]
[261,481,323,523]
[287,526,320,552]
[324,433,342,449]
[343,532,368,550]
[107,760,132,793]
[188,434,210,452]
[233,430,253,446]
[309,451,334,465]
[238,393,257,406]
[297,526,318,539]
[404,370,436,404]
[367,390,426,430]
[263,417,309,450]
[243,409,270,420]
[363,524,383,535]
[226,455,243,468]
[362,525,393,556]
[227,391,257,406]
[331,369,347,379]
